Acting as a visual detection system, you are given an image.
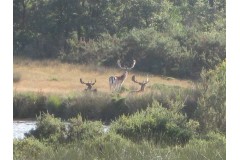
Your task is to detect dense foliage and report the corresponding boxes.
[112,100,199,145]
[14,0,225,78]
[195,60,226,133]
[14,112,225,160]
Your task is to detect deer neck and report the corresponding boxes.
[118,71,128,81]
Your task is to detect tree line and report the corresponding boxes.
[14,0,225,78]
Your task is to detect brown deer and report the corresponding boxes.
[131,75,149,92]
[109,59,136,92]
[80,78,97,92]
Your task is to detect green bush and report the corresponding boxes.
[188,30,226,77]
[13,137,52,160]
[174,134,226,160]
[195,60,226,133]
[112,100,199,145]
[27,112,66,143]
[67,114,104,142]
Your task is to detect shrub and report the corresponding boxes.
[112,100,199,145]
[67,114,104,142]
[26,112,66,143]
[195,60,226,133]
[13,137,52,160]
[174,134,226,160]
[189,30,226,77]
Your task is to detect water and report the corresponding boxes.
[13,120,110,139]
[13,120,36,139]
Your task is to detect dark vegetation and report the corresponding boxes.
[14,0,225,79]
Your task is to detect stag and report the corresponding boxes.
[109,59,136,92]
[80,78,97,92]
[131,75,149,92]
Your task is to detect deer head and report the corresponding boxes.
[80,78,96,90]
[131,75,149,92]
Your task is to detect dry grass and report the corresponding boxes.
[13,57,194,94]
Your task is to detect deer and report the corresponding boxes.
[109,59,136,92]
[131,75,149,93]
[80,78,97,92]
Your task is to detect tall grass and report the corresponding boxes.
[13,83,199,122]
[24,138,223,160]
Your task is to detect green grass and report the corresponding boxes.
[14,134,225,160]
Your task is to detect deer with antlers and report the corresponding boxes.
[109,59,136,92]
[80,78,97,92]
[131,75,149,93]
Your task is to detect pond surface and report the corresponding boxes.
[13,120,36,139]
[13,120,110,139]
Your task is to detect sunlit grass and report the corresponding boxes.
[13,57,193,94]
[13,71,21,83]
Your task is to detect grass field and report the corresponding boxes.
[13,57,193,94]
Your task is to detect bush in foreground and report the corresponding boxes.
[111,100,199,145]
[26,112,66,143]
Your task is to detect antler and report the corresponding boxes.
[144,75,149,84]
[117,59,136,70]
[80,78,87,84]
[132,75,141,84]
[90,79,96,85]
[132,75,149,84]
[80,78,96,85]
